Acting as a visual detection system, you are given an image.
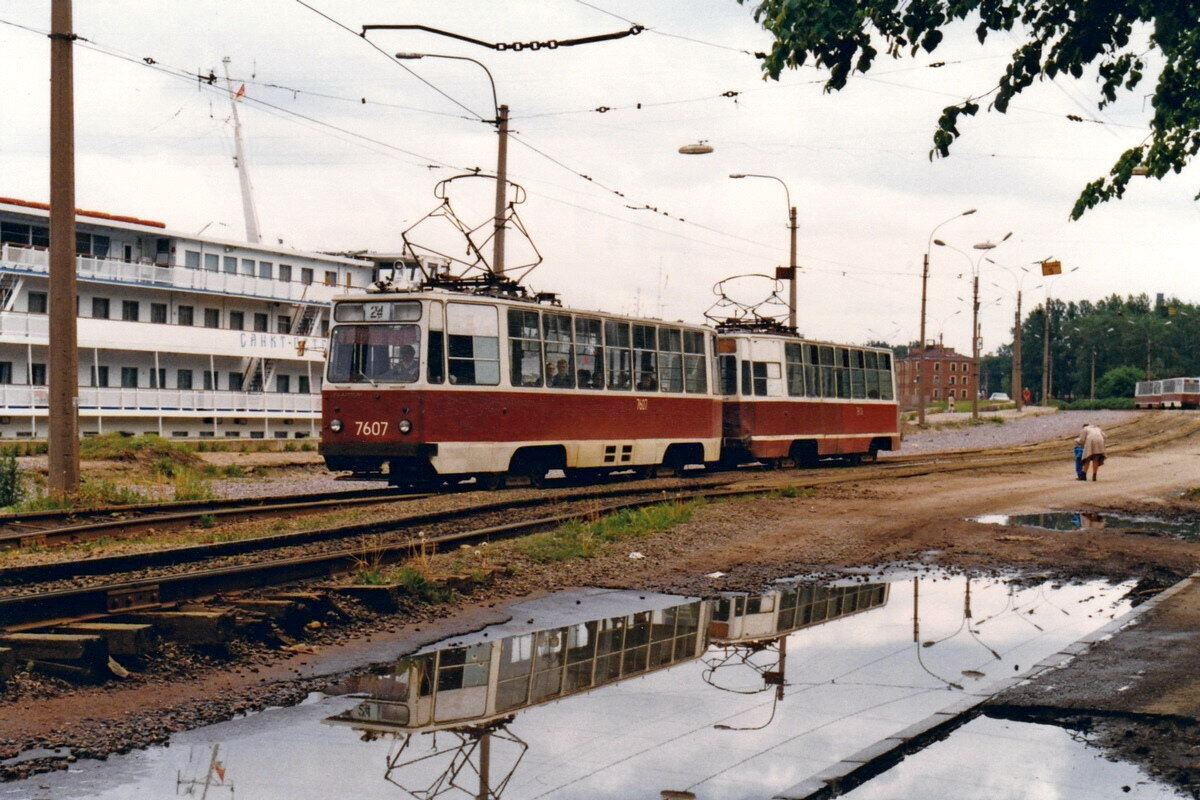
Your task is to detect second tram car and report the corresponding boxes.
[320,286,723,485]
[716,326,900,466]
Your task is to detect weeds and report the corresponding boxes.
[773,485,814,499]
[196,513,216,528]
[172,472,215,502]
[17,480,149,511]
[0,453,22,507]
[516,500,704,563]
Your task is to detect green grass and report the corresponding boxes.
[172,472,215,502]
[515,500,705,563]
[772,485,815,499]
[14,480,150,511]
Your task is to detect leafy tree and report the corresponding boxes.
[1095,365,1144,398]
[738,0,1200,217]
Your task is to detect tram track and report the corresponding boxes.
[3,411,1195,633]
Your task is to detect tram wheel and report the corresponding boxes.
[475,473,506,491]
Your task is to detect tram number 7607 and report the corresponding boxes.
[355,421,389,437]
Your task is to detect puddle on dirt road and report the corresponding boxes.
[973,511,1200,541]
[3,573,1164,800]
[841,715,1183,800]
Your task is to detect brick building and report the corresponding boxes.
[896,344,973,410]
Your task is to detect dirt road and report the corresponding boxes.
[1,412,1198,786]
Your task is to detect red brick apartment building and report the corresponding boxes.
[896,345,974,410]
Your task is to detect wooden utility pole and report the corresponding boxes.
[48,0,80,495]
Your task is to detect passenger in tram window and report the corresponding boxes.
[616,371,632,389]
[637,371,658,391]
[577,368,591,387]
[550,359,574,388]
[385,344,419,382]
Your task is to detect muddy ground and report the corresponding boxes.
[2,415,1198,791]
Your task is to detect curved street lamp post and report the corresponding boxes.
[918,210,976,425]
[729,174,798,329]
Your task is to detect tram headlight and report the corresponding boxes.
[329,418,343,432]
[398,419,412,434]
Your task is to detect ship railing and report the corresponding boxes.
[0,311,49,339]
[1,244,339,305]
[0,385,320,414]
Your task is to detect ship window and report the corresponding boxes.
[604,320,632,390]
[185,250,201,268]
[683,330,707,394]
[279,264,292,282]
[298,375,310,394]
[544,313,574,389]
[149,368,165,389]
[254,313,268,332]
[240,258,255,276]
[228,311,243,330]
[507,308,543,387]
[204,253,219,272]
[177,370,193,390]
[27,292,47,314]
[223,256,237,274]
[177,306,194,326]
[150,303,167,324]
[119,367,137,388]
[574,317,603,389]
[276,315,289,334]
[91,297,109,319]
[89,366,108,387]
[122,301,139,322]
[446,302,499,386]
[275,375,290,393]
[204,309,220,328]
[301,267,313,285]
[324,270,337,286]
[203,371,216,391]
[259,261,272,279]
[228,372,243,391]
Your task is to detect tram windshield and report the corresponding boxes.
[328,324,422,384]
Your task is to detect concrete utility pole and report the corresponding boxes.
[1041,303,1051,404]
[48,0,80,495]
[492,104,509,277]
[1012,290,1023,410]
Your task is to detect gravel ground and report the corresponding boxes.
[889,408,1143,455]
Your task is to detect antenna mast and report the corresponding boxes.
[222,56,261,244]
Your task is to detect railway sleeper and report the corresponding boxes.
[0,633,111,682]
[0,647,12,684]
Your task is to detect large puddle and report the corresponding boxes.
[2,573,1176,800]
[973,511,1200,541]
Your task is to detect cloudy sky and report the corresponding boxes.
[3,1,1197,354]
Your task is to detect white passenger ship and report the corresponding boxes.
[0,196,380,439]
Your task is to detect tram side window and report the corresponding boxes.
[604,320,632,390]
[835,348,852,398]
[658,327,683,393]
[819,346,836,397]
[508,309,543,387]
[427,302,445,384]
[574,317,604,389]
[785,343,804,396]
[633,324,658,391]
[447,302,500,386]
[803,344,819,398]
[544,312,575,388]
[741,361,769,396]
[719,354,737,395]
[683,330,707,393]
[877,352,894,400]
[849,349,866,399]
[864,350,880,398]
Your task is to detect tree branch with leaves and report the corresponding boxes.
[738,0,1200,218]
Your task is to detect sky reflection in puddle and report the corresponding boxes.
[842,715,1183,800]
[2,573,1139,800]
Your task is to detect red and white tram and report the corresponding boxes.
[716,324,900,466]
[320,285,722,485]
[1136,378,1200,409]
